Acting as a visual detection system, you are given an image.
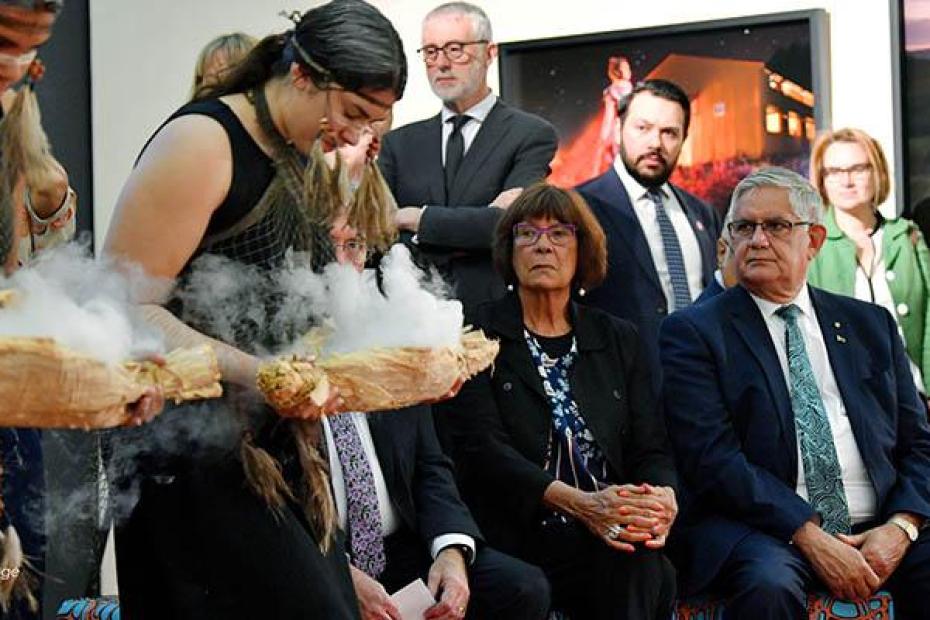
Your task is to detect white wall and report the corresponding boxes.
[90,0,896,247]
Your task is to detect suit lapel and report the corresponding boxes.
[670,185,715,286]
[365,413,401,500]
[809,289,871,447]
[424,114,447,205]
[727,287,795,444]
[597,170,664,296]
[449,102,511,203]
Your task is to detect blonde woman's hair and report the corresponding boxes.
[809,127,891,209]
[190,32,257,100]
[0,86,59,263]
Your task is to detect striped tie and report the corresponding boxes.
[776,304,851,535]
[647,188,691,311]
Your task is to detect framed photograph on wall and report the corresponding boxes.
[498,10,831,214]
[894,0,930,223]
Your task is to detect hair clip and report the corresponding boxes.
[25,58,45,90]
[278,9,302,26]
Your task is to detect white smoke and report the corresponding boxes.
[274,244,463,354]
[0,243,164,364]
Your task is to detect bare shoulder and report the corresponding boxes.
[137,112,233,170]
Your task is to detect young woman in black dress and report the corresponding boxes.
[102,2,406,617]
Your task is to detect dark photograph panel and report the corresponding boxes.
[500,12,827,213]
[904,0,930,217]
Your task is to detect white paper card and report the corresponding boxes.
[391,578,435,620]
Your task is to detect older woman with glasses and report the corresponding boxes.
[807,128,930,395]
[439,182,678,619]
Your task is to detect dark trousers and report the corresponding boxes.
[711,527,930,620]
[524,519,676,620]
[380,528,550,620]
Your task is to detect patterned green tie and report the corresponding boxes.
[775,304,852,534]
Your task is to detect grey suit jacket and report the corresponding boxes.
[379,100,557,312]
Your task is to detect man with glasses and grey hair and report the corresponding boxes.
[660,167,930,618]
[378,1,557,314]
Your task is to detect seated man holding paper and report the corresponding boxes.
[324,214,550,620]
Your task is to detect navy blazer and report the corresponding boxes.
[364,405,482,547]
[575,167,720,365]
[694,277,724,304]
[659,285,930,594]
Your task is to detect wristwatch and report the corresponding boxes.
[888,516,919,542]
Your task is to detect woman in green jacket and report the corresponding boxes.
[808,127,930,393]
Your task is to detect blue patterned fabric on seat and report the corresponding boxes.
[675,591,893,620]
[55,598,120,620]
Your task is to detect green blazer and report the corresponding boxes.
[808,206,930,385]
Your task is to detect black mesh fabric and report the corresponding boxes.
[160,95,337,353]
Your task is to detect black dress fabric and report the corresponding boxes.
[113,98,360,619]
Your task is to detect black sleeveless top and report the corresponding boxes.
[149,98,326,352]
[116,100,362,619]
[148,99,279,264]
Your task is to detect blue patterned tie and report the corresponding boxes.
[329,413,386,578]
[776,304,851,534]
[647,188,691,311]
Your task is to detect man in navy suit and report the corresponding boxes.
[660,168,930,618]
[324,218,550,620]
[576,79,719,357]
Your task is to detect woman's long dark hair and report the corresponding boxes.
[194,0,407,101]
[191,1,406,551]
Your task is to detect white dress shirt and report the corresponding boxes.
[613,158,704,308]
[323,413,475,562]
[440,90,497,165]
[749,285,878,524]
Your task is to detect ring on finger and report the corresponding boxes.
[606,524,624,540]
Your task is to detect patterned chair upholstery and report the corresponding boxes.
[55,598,120,620]
[62,591,893,620]
[675,591,893,619]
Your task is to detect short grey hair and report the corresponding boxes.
[724,167,824,231]
[425,2,493,41]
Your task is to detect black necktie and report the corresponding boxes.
[444,114,471,193]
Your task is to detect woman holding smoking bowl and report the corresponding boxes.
[102,2,406,618]
[440,183,679,620]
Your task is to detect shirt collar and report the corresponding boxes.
[441,90,497,124]
[612,155,670,202]
[749,283,814,321]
